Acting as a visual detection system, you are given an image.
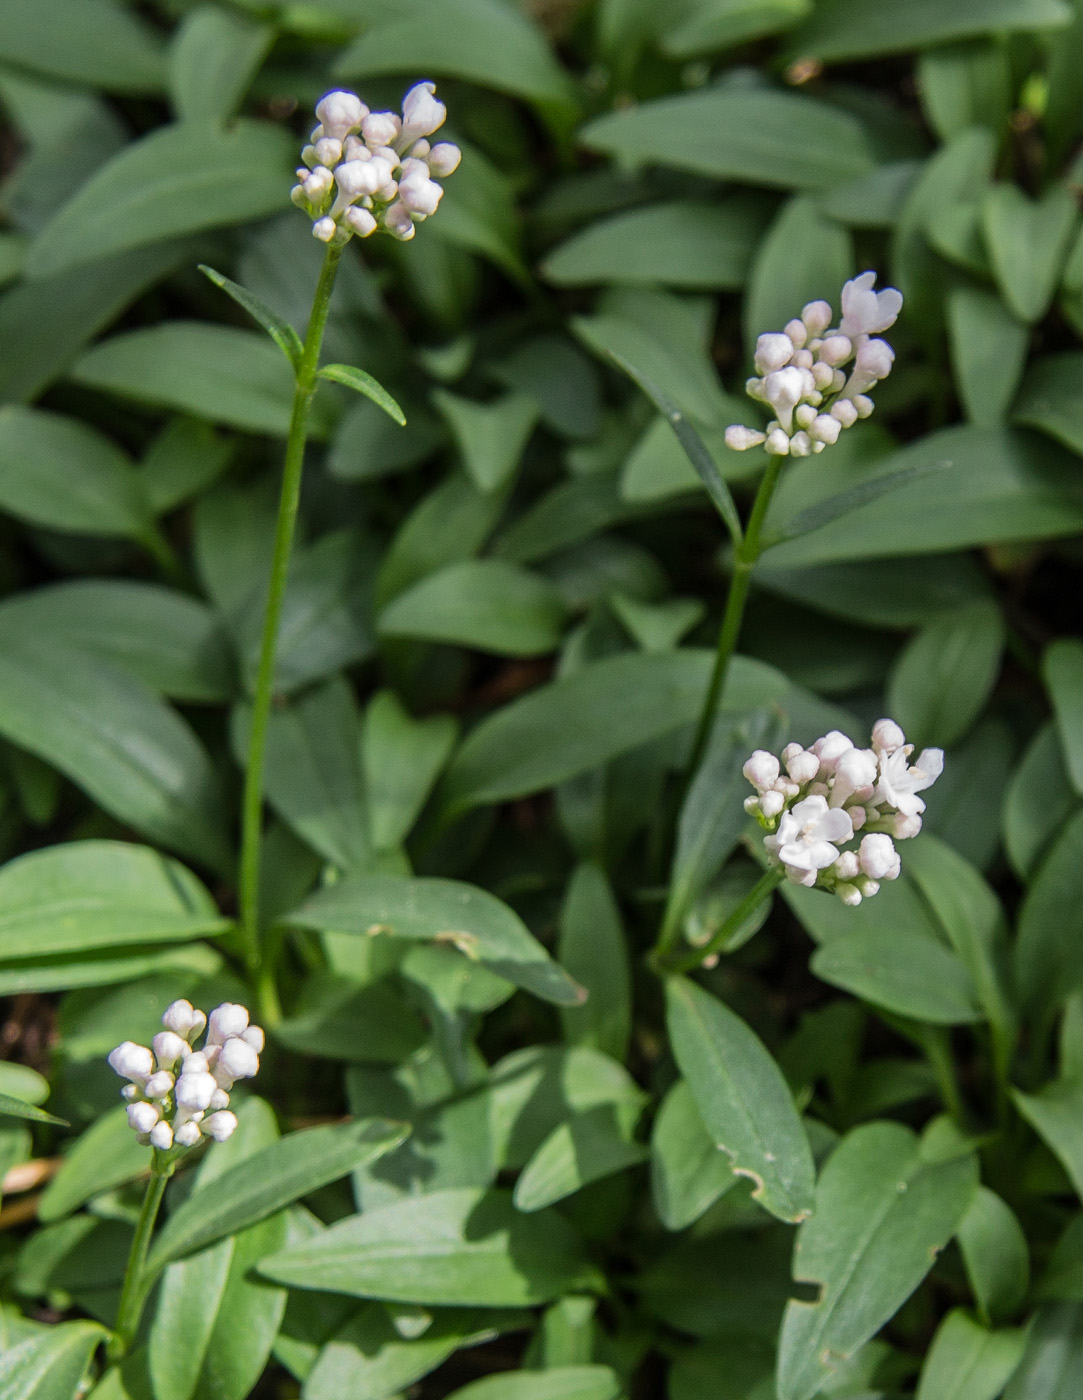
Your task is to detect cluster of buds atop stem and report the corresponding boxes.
[743,720,943,905]
[108,1001,262,1151]
[291,84,461,245]
[725,272,903,457]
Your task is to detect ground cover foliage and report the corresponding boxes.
[2,0,1083,1397]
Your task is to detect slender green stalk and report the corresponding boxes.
[656,865,786,974]
[238,244,343,1011]
[921,1025,966,1123]
[685,450,786,780]
[108,1159,174,1362]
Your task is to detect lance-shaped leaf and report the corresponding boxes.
[763,457,954,548]
[665,977,815,1223]
[604,348,742,545]
[199,265,303,370]
[284,875,584,1007]
[317,365,406,425]
[0,1091,66,1127]
[777,1121,979,1400]
[0,1321,107,1400]
[147,1119,406,1273]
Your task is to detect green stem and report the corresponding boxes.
[685,450,786,780]
[238,244,343,1012]
[656,865,785,973]
[922,1026,966,1123]
[108,1159,173,1363]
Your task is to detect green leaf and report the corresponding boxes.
[1003,1303,1083,1398]
[580,88,875,191]
[1045,640,1083,793]
[811,927,984,1024]
[0,1092,65,1128]
[379,559,567,657]
[918,39,1012,144]
[0,407,152,540]
[786,0,1071,61]
[445,1368,621,1400]
[915,1310,1028,1400]
[27,120,294,279]
[334,0,574,107]
[432,390,537,494]
[72,323,335,440]
[259,1188,593,1307]
[0,638,230,871]
[1013,1079,1083,1201]
[0,839,226,960]
[665,977,815,1224]
[766,458,955,547]
[947,285,1029,428]
[285,875,585,1006]
[147,1120,407,1273]
[514,1102,647,1212]
[1013,352,1083,455]
[39,1105,150,1222]
[759,427,1083,569]
[542,198,767,291]
[602,348,742,545]
[886,600,1004,748]
[362,691,458,852]
[1016,807,1083,1015]
[0,240,193,405]
[557,864,632,1062]
[660,0,813,56]
[0,943,221,999]
[982,183,1078,323]
[0,581,234,704]
[0,1320,106,1400]
[199,265,303,369]
[743,195,852,357]
[318,365,406,426]
[777,1121,978,1400]
[273,974,425,1064]
[650,1078,737,1231]
[169,9,273,127]
[438,650,787,813]
[957,1187,1030,1325]
[1004,722,1078,881]
[0,0,165,92]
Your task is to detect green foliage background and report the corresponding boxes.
[1,0,1083,1396]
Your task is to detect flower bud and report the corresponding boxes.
[383,201,416,240]
[830,399,858,428]
[128,1101,160,1134]
[809,414,841,445]
[174,1121,202,1148]
[153,1031,189,1069]
[836,747,877,789]
[811,361,835,391]
[789,431,812,457]
[817,335,853,366]
[400,81,447,144]
[802,300,833,335]
[398,172,443,217]
[209,1005,251,1045]
[743,751,781,790]
[362,111,401,148]
[834,850,860,880]
[760,790,786,818]
[149,1121,174,1151]
[202,1111,239,1143]
[344,206,377,237]
[315,90,367,141]
[145,1071,174,1099]
[303,167,334,202]
[852,394,874,418]
[836,883,862,906]
[724,425,766,451]
[427,142,461,177]
[313,137,342,168]
[784,319,808,349]
[764,428,790,455]
[871,718,906,753]
[109,1042,153,1083]
[209,1088,230,1111]
[312,217,337,243]
[163,1000,204,1040]
[175,1070,217,1112]
[859,833,901,880]
[754,333,794,374]
[241,1025,265,1054]
[216,1038,259,1084]
[795,404,816,429]
[786,750,820,784]
[335,158,389,201]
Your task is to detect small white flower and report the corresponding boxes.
[400,81,447,145]
[839,270,904,338]
[774,795,854,874]
[874,744,944,818]
[783,319,808,349]
[859,833,901,880]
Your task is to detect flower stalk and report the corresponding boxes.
[107,1156,173,1363]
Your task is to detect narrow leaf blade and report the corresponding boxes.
[768,458,954,546]
[199,264,303,369]
[317,364,406,425]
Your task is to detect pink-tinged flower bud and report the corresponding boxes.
[128,1101,160,1134]
[202,1111,239,1142]
[859,833,901,880]
[743,751,781,790]
[122,1084,138,1101]
[792,348,814,369]
[764,428,790,456]
[916,748,945,783]
[812,731,853,768]
[344,206,377,237]
[892,812,922,840]
[784,318,808,349]
[383,201,415,240]
[149,1121,173,1151]
[174,1121,202,1147]
[817,335,853,366]
[802,300,833,335]
[400,81,447,144]
[809,414,841,445]
[811,361,835,391]
[849,805,867,830]
[724,425,766,451]
[834,850,860,879]
[145,1071,174,1099]
[427,142,461,177]
[872,718,906,753]
[362,111,401,148]
[153,1032,189,1069]
[754,333,794,374]
[836,747,878,789]
[786,750,820,784]
[398,172,443,217]
[760,790,786,818]
[109,1042,153,1083]
[830,399,859,428]
[853,394,874,417]
[315,90,367,141]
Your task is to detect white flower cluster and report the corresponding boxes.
[725,272,904,457]
[742,720,943,905]
[291,84,461,245]
[108,1001,262,1151]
